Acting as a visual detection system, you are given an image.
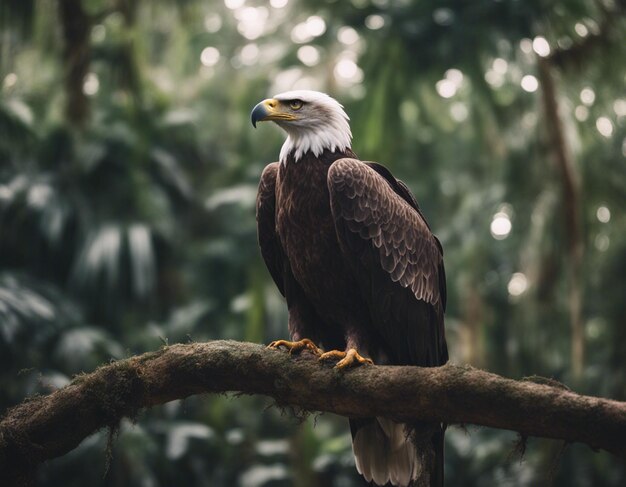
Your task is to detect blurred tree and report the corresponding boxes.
[59,0,92,126]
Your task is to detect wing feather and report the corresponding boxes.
[328,158,447,366]
[256,162,285,296]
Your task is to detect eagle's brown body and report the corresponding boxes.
[257,149,448,486]
[253,90,447,487]
[273,149,369,349]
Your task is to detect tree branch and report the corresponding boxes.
[2,340,625,484]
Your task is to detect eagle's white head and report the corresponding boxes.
[251,90,352,165]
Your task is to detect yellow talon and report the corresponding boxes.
[267,338,322,356]
[319,350,347,361]
[319,348,373,369]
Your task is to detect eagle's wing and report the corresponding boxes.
[328,158,448,366]
[256,162,285,296]
[365,161,447,313]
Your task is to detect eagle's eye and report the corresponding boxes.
[289,100,304,110]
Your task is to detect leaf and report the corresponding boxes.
[205,185,257,211]
[128,224,156,298]
[163,422,215,460]
[239,464,289,487]
[72,225,123,291]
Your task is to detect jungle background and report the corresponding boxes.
[1,0,625,485]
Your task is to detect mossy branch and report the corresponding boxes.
[2,340,626,485]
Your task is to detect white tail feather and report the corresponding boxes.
[353,418,421,487]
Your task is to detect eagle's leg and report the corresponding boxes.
[267,338,322,356]
[319,349,373,369]
[319,329,374,369]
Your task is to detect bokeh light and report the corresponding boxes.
[613,99,626,117]
[236,7,269,40]
[291,16,326,44]
[305,16,326,37]
[519,38,533,54]
[596,117,613,137]
[365,14,385,30]
[445,68,464,86]
[493,58,508,74]
[239,43,259,66]
[83,73,99,96]
[490,212,512,240]
[532,36,551,57]
[337,26,359,45]
[450,102,468,122]
[297,45,320,66]
[595,234,610,252]
[521,75,538,93]
[436,79,456,98]
[204,14,222,33]
[575,23,589,37]
[575,105,589,121]
[580,87,595,106]
[91,24,106,43]
[485,70,504,88]
[432,8,454,26]
[200,47,220,67]
[224,0,244,9]
[270,0,288,8]
[596,206,611,223]
[508,273,528,297]
[334,58,363,85]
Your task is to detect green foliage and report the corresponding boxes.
[1,0,625,485]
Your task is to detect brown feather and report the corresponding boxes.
[256,150,447,486]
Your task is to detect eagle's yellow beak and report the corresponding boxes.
[251,99,297,127]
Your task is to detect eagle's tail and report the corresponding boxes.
[350,418,444,487]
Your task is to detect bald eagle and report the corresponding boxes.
[251,90,448,487]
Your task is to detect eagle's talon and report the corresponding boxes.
[319,350,346,361]
[319,348,373,369]
[266,338,322,356]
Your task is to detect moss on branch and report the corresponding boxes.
[1,340,625,485]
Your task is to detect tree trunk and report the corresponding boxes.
[537,57,584,380]
[58,0,91,127]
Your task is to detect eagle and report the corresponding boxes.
[251,90,448,487]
